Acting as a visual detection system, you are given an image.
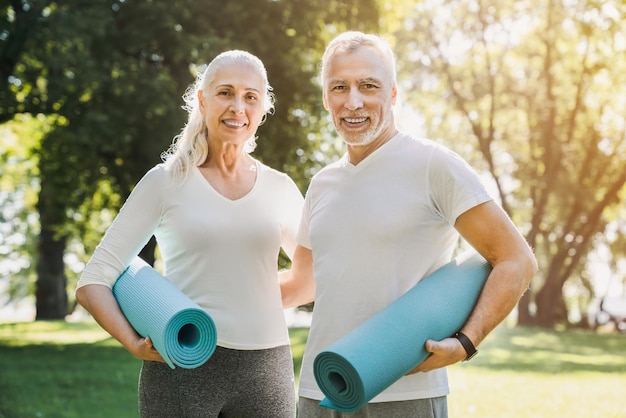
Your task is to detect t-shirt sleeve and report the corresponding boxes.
[280,175,305,260]
[428,146,493,224]
[76,166,167,290]
[296,188,312,250]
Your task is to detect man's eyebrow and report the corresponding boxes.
[359,77,382,84]
[327,77,382,85]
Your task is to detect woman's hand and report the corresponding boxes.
[130,336,166,363]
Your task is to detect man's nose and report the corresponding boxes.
[345,89,363,111]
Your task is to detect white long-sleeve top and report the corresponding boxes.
[77,160,304,350]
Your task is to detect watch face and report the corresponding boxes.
[465,350,478,361]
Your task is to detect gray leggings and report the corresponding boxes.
[298,396,448,418]
[138,345,296,418]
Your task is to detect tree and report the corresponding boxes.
[393,0,626,327]
[1,0,380,319]
[0,115,42,304]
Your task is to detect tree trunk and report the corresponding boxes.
[517,291,535,326]
[35,227,68,320]
[534,275,565,327]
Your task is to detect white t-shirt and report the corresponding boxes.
[297,133,493,402]
[77,160,304,350]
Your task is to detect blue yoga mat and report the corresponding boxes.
[313,251,492,412]
[113,257,217,369]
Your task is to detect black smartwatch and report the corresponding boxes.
[454,331,478,361]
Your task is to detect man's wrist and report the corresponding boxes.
[454,331,478,361]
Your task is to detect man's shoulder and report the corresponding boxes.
[395,132,445,152]
[397,133,470,166]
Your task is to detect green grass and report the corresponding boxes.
[1,322,625,418]
[0,321,139,418]
[445,326,626,418]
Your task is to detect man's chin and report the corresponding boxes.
[341,135,375,147]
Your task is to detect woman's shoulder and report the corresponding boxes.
[255,159,291,180]
[254,159,301,192]
[136,163,178,189]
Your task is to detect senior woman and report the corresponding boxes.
[76,50,302,418]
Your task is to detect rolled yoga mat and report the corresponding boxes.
[313,251,492,412]
[113,257,217,369]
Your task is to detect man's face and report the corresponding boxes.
[323,46,397,147]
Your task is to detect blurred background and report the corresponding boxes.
[1,0,625,332]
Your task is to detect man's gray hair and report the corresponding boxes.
[321,31,397,85]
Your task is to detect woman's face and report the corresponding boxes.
[199,62,266,147]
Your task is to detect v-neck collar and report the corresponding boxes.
[192,160,260,204]
[343,133,400,170]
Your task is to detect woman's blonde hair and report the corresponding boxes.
[161,50,275,182]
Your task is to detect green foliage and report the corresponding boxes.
[392,0,626,327]
[3,0,624,326]
[0,0,380,312]
[0,114,47,299]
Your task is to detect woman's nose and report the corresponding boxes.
[230,96,245,113]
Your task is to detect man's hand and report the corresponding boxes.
[406,337,466,374]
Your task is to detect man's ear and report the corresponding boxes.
[322,92,329,111]
[391,84,398,105]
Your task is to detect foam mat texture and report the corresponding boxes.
[113,257,217,369]
[313,251,492,412]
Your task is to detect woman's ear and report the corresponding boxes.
[198,90,206,116]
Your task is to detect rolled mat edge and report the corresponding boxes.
[112,257,218,369]
[313,251,492,412]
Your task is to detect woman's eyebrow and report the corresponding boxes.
[215,84,261,93]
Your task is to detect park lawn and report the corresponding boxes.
[0,321,625,418]
[446,325,626,417]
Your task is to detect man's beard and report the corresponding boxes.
[335,116,378,147]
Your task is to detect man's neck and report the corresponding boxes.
[346,128,399,165]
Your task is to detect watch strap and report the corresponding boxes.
[454,331,478,361]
